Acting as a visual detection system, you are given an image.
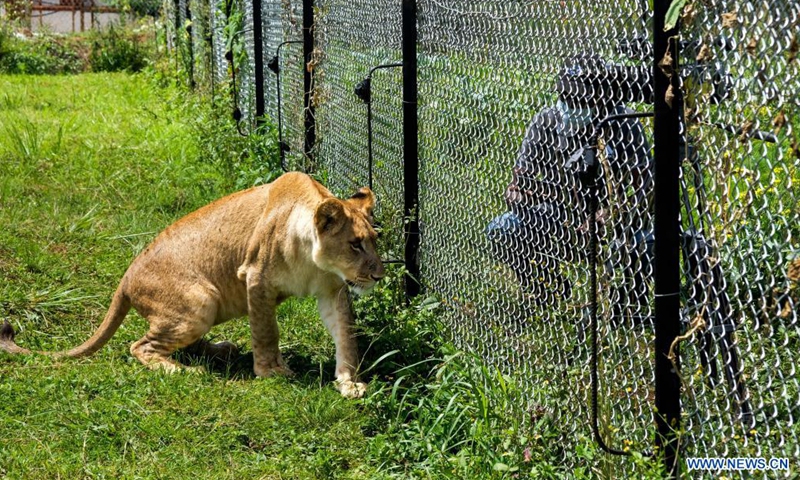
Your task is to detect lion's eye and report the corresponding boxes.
[351,242,364,252]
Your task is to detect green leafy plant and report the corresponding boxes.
[0,29,84,74]
[221,0,247,75]
[124,0,162,18]
[664,0,688,31]
[88,25,148,72]
[188,100,282,191]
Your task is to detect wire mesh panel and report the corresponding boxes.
[315,0,405,256]
[678,1,800,473]
[260,0,281,122]
[275,1,305,169]
[210,0,227,84]
[238,0,256,129]
[163,0,176,52]
[190,0,213,87]
[236,0,305,169]
[417,0,657,474]
[172,0,194,80]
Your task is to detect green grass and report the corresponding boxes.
[0,72,386,479]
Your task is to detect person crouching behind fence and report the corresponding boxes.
[486,108,579,305]
[487,100,655,321]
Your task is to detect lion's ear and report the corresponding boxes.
[314,198,346,234]
[348,187,376,220]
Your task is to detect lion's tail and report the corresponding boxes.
[1,283,131,358]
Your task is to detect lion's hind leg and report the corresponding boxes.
[128,282,220,373]
[130,338,187,373]
[130,318,211,374]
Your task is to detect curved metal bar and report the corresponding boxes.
[354,62,403,189]
[584,111,655,458]
[228,59,248,137]
[234,117,248,137]
[368,62,403,79]
[709,121,778,143]
[276,40,303,61]
[350,61,406,266]
[270,40,303,171]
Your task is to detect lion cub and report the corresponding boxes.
[0,172,385,398]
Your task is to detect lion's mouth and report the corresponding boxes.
[345,279,375,294]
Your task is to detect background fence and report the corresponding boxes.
[167,0,800,476]
[1,0,125,33]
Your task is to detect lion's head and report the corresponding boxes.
[312,187,385,294]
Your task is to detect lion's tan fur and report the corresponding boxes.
[0,172,384,398]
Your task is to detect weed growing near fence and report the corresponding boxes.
[88,24,150,72]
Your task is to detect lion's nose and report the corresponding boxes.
[370,274,385,282]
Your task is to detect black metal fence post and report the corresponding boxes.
[653,0,681,476]
[184,0,195,89]
[252,0,265,126]
[173,0,180,76]
[303,0,315,161]
[402,0,420,298]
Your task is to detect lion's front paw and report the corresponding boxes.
[335,379,367,399]
[253,352,294,378]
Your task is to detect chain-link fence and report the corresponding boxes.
[678,0,800,467]
[208,0,228,88]
[169,0,800,475]
[418,1,657,475]
[164,0,214,89]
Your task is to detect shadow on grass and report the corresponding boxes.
[174,346,339,387]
